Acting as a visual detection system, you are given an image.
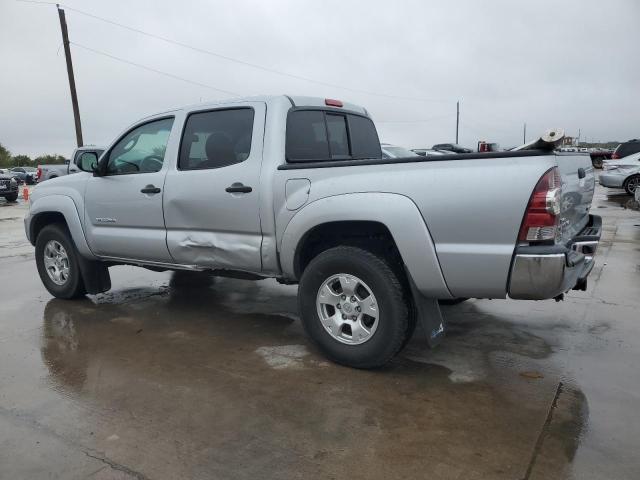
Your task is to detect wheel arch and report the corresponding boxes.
[623,174,640,193]
[28,195,96,260]
[279,193,452,298]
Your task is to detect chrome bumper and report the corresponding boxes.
[509,215,601,300]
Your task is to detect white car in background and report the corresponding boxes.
[600,152,640,195]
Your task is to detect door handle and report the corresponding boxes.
[578,167,586,179]
[225,182,252,194]
[140,185,161,194]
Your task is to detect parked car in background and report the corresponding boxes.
[0,170,19,202]
[600,152,640,195]
[432,143,473,153]
[37,146,104,182]
[590,150,612,169]
[611,139,640,160]
[411,148,449,157]
[10,166,38,185]
[381,143,420,158]
[25,95,600,368]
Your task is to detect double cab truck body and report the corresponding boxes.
[25,95,600,368]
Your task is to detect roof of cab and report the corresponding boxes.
[178,94,368,115]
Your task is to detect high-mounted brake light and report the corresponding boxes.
[518,167,562,243]
[325,98,343,107]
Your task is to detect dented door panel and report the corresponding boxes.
[163,102,266,272]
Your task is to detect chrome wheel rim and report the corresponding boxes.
[43,240,70,286]
[628,177,640,193]
[316,273,379,345]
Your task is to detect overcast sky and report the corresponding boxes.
[1,0,638,157]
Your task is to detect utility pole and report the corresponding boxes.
[57,5,83,147]
[523,123,526,144]
[455,101,459,144]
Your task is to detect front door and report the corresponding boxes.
[162,103,265,272]
[84,117,175,262]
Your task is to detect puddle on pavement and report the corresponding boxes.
[33,271,594,478]
[603,192,640,210]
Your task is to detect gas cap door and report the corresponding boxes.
[285,178,311,211]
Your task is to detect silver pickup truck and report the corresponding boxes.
[25,95,600,368]
[37,146,104,182]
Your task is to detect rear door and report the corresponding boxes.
[84,117,175,262]
[163,102,265,271]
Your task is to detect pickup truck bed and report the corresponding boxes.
[25,95,600,368]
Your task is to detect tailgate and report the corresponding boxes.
[555,153,596,243]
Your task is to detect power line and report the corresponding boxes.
[17,0,452,104]
[71,42,240,96]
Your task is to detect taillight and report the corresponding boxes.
[611,152,620,159]
[37,167,42,179]
[518,167,562,243]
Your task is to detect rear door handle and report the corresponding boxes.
[140,185,161,194]
[225,182,252,194]
[578,167,586,179]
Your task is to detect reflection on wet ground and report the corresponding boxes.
[1,184,639,479]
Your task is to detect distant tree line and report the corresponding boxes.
[0,142,67,169]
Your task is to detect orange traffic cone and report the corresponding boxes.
[23,187,29,201]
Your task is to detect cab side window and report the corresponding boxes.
[179,108,255,170]
[106,118,174,175]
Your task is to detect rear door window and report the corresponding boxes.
[179,108,254,170]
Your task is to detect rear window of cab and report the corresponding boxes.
[286,109,381,163]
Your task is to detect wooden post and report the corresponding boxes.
[57,5,83,147]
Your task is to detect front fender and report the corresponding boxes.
[26,194,96,260]
[279,192,452,298]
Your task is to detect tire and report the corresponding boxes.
[35,224,86,299]
[439,297,468,305]
[4,193,18,202]
[298,246,410,369]
[592,158,603,169]
[623,175,640,196]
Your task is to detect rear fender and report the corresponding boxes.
[279,192,452,298]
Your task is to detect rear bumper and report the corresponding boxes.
[508,215,601,300]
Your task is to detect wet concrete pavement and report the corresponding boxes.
[0,185,639,479]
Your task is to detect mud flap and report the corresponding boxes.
[77,256,111,295]
[407,275,445,348]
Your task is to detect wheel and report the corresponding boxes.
[298,246,410,369]
[439,297,468,305]
[4,193,18,202]
[623,175,640,196]
[35,224,86,299]
[592,158,603,169]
